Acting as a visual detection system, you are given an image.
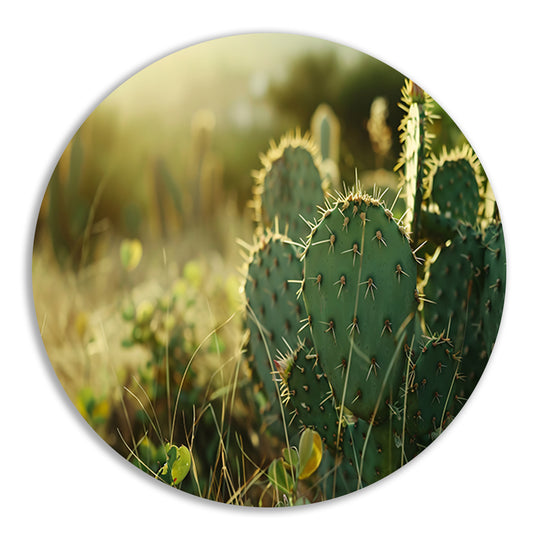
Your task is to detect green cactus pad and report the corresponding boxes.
[244,230,308,437]
[276,343,344,452]
[395,80,438,239]
[419,209,460,247]
[423,223,484,346]
[252,132,326,243]
[449,221,506,402]
[480,222,506,353]
[311,104,341,182]
[426,146,482,226]
[423,223,488,403]
[301,189,419,423]
[406,333,461,446]
[342,416,403,488]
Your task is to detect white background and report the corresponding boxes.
[2,1,531,531]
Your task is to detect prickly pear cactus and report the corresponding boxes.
[395,79,438,240]
[422,221,502,402]
[406,332,462,447]
[342,415,403,488]
[252,132,326,243]
[237,76,507,502]
[276,343,343,452]
[244,230,307,436]
[423,223,484,348]
[425,146,482,227]
[311,104,341,190]
[480,222,506,353]
[301,189,420,423]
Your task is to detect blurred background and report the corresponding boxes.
[34,33,464,259]
[32,33,466,503]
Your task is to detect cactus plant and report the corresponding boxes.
[239,76,506,501]
[311,104,341,189]
[405,332,462,447]
[422,222,485,350]
[342,415,404,488]
[396,77,506,405]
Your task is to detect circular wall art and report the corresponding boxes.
[32,33,506,506]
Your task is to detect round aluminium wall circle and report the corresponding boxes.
[32,33,505,506]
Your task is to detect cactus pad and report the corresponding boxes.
[423,223,484,345]
[301,189,419,423]
[395,79,438,236]
[276,343,344,452]
[406,333,462,446]
[244,230,308,436]
[480,222,506,353]
[342,416,403,487]
[426,146,482,226]
[423,223,490,402]
[252,132,326,243]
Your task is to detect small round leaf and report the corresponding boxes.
[298,428,323,480]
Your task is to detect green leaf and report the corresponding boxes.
[298,428,322,480]
[170,445,191,485]
[158,444,191,486]
[267,458,294,496]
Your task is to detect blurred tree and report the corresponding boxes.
[336,54,405,172]
[267,51,342,128]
